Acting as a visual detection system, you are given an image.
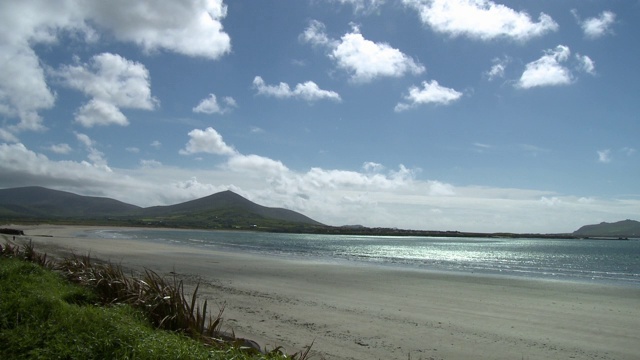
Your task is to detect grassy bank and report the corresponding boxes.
[0,241,310,360]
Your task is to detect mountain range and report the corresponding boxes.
[0,186,324,230]
[1,186,638,237]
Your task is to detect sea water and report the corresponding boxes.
[92,229,640,287]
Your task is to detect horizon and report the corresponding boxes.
[1,1,639,233]
[3,185,637,235]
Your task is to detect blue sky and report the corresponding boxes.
[1,0,638,233]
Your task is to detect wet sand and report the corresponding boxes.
[6,224,640,360]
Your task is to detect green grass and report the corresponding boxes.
[0,242,312,360]
[0,258,223,359]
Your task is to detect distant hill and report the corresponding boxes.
[0,186,140,218]
[0,186,324,230]
[141,190,324,227]
[573,219,640,238]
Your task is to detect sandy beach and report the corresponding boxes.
[4,224,640,360]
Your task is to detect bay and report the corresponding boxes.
[92,229,640,287]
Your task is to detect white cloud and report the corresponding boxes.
[253,76,342,102]
[193,94,237,114]
[363,161,385,172]
[301,21,425,83]
[574,10,616,39]
[330,0,386,13]
[0,0,72,133]
[226,154,290,177]
[403,0,558,41]
[395,80,463,111]
[180,127,237,156]
[126,147,140,154]
[516,45,573,89]
[0,142,116,189]
[86,0,231,59]
[575,54,596,75]
[485,56,510,81]
[48,143,72,154]
[597,149,612,163]
[540,196,561,207]
[1,140,639,233]
[74,99,128,127]
[150,140,162,149]
[75,132,111,171]
[0,129,19,143]
[54,53,158,127]
[0,0,230,133]
[300,20,333,47]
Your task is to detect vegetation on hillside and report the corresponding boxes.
[573,219,640,238]
[0,187,325,231]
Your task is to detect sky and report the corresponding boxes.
[1,0,639,233]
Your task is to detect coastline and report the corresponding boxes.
[6,224,640,360]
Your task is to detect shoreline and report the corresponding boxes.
[70,225,640,289]
[5,224,640,360]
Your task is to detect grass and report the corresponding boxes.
[0,240,313,360]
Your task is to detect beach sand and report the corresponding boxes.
[5,224,640,360]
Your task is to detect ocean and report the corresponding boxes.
[91,229,640,287]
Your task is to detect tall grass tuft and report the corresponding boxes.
[2,241,313,359]
[0,240,51,268]
[56,254,226,342]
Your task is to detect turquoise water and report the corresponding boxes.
[93,229,640,287]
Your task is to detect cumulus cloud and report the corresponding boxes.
[87,0,231,59]
[402,0,558,41]
[395,80,463,111]
[516,46,598,89]
[252,76,341,102]
[193,94,237,114]
[575,54,595,75]
[75,99,128,127]
[53,53,158,127]
[485,56,511,81]
[2,137,639,233]
[226,154,290,176]
[180,127,237,156]
[516,45,572,89]
[301,21,425,83]
[573,10,616,39]
[0,142,116,190]
[0,0,230,133]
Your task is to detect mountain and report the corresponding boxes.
[0,186,324,229]
[573,219,640,238]
[0,186,141,218]
[141,190,324,227]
